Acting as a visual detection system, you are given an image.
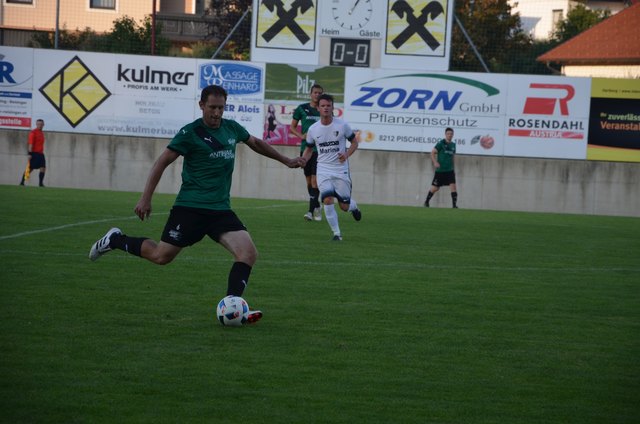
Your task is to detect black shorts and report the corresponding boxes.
[29,152,46,169]
[301,150,318,177]
[431,170,456,187]
[161,206,247,247]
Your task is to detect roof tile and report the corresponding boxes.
[537,2,640,64]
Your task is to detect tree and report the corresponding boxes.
[506,38,559,75]
[450,0,530,73]
[198,0,252,60]
[29,16,170,56]
[553,3,611,43]
[105,16,170,55]
[29,26,98,50]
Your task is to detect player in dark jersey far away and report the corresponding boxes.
[290,83,323,221]
[424,127,458,208]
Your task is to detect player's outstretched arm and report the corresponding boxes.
[244,135,304,168]
[134,148,180,220]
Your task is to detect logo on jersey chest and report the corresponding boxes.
[318,140,339,148]
[209,150,235,160]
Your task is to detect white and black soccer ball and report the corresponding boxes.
[216,295,249,327]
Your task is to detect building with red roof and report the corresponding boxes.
[537,1,640,77]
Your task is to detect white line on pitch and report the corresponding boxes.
[0,203,290,241]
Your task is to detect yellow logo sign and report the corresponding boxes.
[39,56,111,127]
[256,0,317,50]
[386,0,448,57]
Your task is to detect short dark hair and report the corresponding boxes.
[311,83,323,92]
[445,127,454,133]
[201,85,227,102]
[318,93,334,105]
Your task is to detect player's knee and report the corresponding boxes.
[249,247,258,264]
[238,245,258,266]
[147,249,177,265]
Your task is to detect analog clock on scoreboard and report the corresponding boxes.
[331,0,374,31]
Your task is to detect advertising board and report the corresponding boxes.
[197,60,266,136]
[263,63,345,145]
[0,46,34,129]
[587,78,640,163]
[250,0,320,65]
[344,68,507,155]
[504,75,591,159]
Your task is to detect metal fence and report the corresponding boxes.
[0,0,627,74]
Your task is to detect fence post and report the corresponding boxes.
[454,14,490,73]
[211,9,250,59]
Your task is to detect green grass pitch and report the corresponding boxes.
[1,185,638,423]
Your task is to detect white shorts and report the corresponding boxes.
[317,172,352,204]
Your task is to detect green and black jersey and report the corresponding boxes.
[292,102,320,152]
[167,118,249,210]
[434,139,456,173]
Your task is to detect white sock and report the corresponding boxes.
[324,204,340,235]
[348,199,358,212]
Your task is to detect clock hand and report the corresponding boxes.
[349,0,361,15]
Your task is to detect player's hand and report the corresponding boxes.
[338,152,348,163]
[134,198,152,221]
[434,161,440,169]
[292,156,306,168]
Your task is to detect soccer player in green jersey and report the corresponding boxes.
[290,83,323,221]
[89,85,305,324]
[424,127,458,208]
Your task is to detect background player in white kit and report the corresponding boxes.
[302,93,362,241]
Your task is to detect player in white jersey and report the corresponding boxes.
[302,93,362,241]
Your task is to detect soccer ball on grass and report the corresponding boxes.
[216,295,249,326]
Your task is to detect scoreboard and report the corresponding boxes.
[251,0,454,72]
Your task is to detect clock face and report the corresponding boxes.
[332,0,373,31]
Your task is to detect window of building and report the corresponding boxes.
[552,9,564,29]
[90,0,116,10]
[6,0,34,4]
